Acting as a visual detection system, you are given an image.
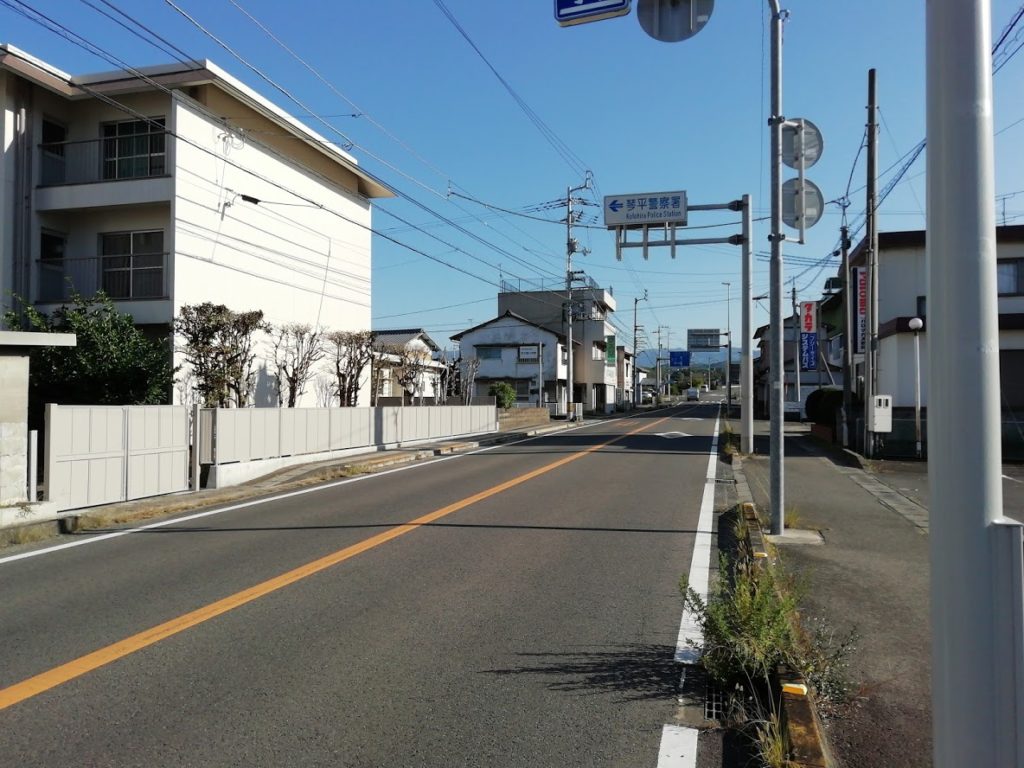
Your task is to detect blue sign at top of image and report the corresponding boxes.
[670,351,691,368]
[555,0,630,25]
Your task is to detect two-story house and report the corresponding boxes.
[0,44,391,405]
[451,311,572,408]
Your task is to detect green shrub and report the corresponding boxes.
[488,381,517,410]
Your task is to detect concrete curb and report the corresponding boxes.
[735,484,834,768]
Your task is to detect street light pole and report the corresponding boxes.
[909,317,923,458]
[723,281,732,415]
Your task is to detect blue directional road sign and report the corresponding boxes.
[670,351,691,367]
[555,0,631,27]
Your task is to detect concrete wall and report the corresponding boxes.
[0,352,29,505]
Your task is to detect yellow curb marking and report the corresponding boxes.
[0,414,676,711]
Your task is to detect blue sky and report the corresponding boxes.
[4,0,1023,358]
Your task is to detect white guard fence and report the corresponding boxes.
[44,404,190,512]
[201,405,495,464]
[40,404,497,512]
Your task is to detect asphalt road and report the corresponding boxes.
[0,404,723,767]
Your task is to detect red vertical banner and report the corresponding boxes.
[855,268,868,354]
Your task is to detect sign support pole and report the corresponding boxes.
[768,0,785,536]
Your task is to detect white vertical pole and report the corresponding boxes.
[741,194,754,453]
[190,404,201,492]
[28,429,38,502]
[927,1,1013,765]
[768,0,785,535]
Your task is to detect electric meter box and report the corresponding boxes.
[867,395,893,433]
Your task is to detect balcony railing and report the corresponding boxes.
[37,253,168,302]
[38,133,169,186]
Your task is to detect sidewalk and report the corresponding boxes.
[732,423,931,768]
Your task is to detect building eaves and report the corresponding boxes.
[450,311,573,344]
[0,44,393,199]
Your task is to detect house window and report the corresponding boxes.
[592,343,604,361]
[101,117,166,180]
[515,380,531,397]
[916,295,927,318]
[100,230,164,299]
[997,259,1024,296]
[476,345,502,360]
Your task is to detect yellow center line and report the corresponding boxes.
[0,413,677,711]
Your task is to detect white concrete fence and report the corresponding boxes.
[39,404,497,515]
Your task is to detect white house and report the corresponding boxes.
[0,44,392,406]
[371,328,446,404]
[451,311,572,407]
[495,278,621,412]
[848,225,1024,417]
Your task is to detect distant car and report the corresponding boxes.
[701,385,709,392]
[686,387,700,401]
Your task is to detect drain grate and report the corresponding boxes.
[704,680,727,721]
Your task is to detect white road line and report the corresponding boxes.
[675,409,721,664]
[0,412,642,567]
[656,725,698,768]
[1005,474,1022,485]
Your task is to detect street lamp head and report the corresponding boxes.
[909,317,924,331]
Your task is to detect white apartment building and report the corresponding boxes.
[0,45,391,405]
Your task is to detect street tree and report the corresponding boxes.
[395,345,431,405]
[174,303,267,407]
[325,329,374,406]
[460,356,480,405]
[271,323,325,407]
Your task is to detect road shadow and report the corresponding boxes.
[481,643,680,702]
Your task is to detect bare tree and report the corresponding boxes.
[271,323,325,407]
[175,303,267,407]
[223,310,267,407]
[370,342,401,406]
[314,375,334,408]
[325,330,374,406]
[395,345,432,406]
[461,356,480,405]
[435,350,459,405]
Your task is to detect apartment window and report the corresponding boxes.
[997,259,1024,296]
[40,119,67,184]
[39,231,67,301]
[592,343,604,361]
[100,230,164,299]
[101,118,166,180]
[476,346,502,360]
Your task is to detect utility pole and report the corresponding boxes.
[656,326,664,398]
[864,68,879,457]
[792,282,801,414]
[841,223,853,447]
[741,194,754,453]
[565,178,590,417]
[633,292,646,405]
[768,0,786,536]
